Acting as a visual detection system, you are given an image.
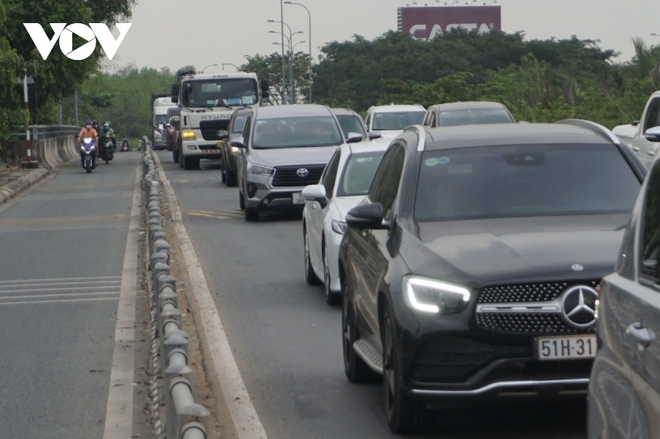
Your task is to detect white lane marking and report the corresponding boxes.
[102,155,141,439]
[0,297,119,306]
[0,291,120,301]
[154,152,268,439]
[0,285,122,294]
[0,276,121,285]
[0,224,125,233]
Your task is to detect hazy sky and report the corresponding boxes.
[113,0,659,73]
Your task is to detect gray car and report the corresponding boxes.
[423,101,515,127]
[587,126,660,439]
[233,104,351,221]
[332,108,381,142]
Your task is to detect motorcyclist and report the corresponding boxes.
[121,138,130,151]
[78,119,99,168]
[100,121,117,150]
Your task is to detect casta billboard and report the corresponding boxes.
[397,6,501,40]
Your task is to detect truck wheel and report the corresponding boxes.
[239,191,245,210]
[178,149,184,168]
[173,148,179,163]
[184,156,193,170]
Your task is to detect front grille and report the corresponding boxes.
[272,165,325,187]
[478,280,600,304]
[411,336,530,383]
[475,312,584,334]
[200,120,230,140]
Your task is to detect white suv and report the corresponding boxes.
[364,104,425,140]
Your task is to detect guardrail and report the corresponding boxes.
[12,125,81,140]
[143,141,211,439]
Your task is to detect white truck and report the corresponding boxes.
[613,90,660,168]
[151,94,177,150]
[171,69,269,169]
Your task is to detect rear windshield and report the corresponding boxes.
[438,109,514,126]
[373,111,425,131]
[337,151,386,196]
[414,144,641,221]
[252,116,343,149]
[336,114,366,139]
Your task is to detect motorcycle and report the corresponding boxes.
[81,137,96,173]
[120,140,130,152]
[100,135,114,163]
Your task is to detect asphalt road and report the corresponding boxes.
[157,151,588,439]
[0,152,142,438]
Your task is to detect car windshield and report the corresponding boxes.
[252,116,343,149]
[232,114,248,133]
[337,151,386,196]
[373,111,425,131]
[336,114,366,139]
[155,114,167,124]
[438,109,514,126]
[181,78,258,108]
[414,144,641,222]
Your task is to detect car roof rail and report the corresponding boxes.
[555,119,621,145]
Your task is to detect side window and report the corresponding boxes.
[369,143,406,220]
[429,110,436,128]
[423,110,431,126]
[643,98,660,131]
[242,115,252,147]
[233,114,248,133]
[639,162,660,285]
[321,149,341,199]
[365,112,372,130]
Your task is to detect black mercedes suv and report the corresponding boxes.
[338,121,646,433]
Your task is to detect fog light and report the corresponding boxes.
[247,183,257,198]
[263,199,269,205]
[187,145,197,150]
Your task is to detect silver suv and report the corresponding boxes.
[233,104,352,221]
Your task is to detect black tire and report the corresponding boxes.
[183,156,193,170]
[239,191,245,210]
[85,160,92,173]
[342,275,378,382]
[383,309,426,434]
[245,208,259,222]
[173,148,179,163]
[304,226,322,285]
[227,171,238,187]
[178,148,184,168]
[221,167,227,184]
[323,242,341,305]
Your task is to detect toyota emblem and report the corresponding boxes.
[560,286,598,328]
[296,168,309,177]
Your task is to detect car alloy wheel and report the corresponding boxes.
[383,309,425,434]
[304,227,321,285]
[323,243,340,305]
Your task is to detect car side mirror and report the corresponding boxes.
[346,132,363,144]
[368,132,382,140]
[302,184,327,208]
[172,95,179,104]
[171,83,179,96]
[644,126,660,142]
[230,136,246,148]
[346,203,389,230]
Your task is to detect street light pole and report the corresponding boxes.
[201,63,218,73]
[222,63,239,71]
[285,2,312,102]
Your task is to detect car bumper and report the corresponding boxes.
[390,293,594,401]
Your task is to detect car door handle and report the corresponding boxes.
[627,322,656,347]
[648,150,655,156]
[632,146,640,152]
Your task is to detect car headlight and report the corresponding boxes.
[331,220,347,235]
[402,276,471,314]
[247,162,274,175]
[182,130,196,140]
[230,146,240,153]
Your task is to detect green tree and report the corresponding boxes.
[0,0,27,140]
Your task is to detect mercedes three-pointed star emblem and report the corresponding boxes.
[560,286,598,328]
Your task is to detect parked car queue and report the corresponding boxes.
[172,99,660,436]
